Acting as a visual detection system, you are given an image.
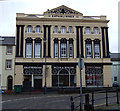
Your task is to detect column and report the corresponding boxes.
[33,39,35,58]
[19,27,21,56]
[51,38,53,58]
[84,41,86,58]
[74,39,76,58]
[100,41,103,58]
[92,40,94,58]
[32,74,34,88]
[67,40,69,58]
[59,40,60,58]
[42,39,44,58]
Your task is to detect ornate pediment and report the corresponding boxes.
[44,5,83,17]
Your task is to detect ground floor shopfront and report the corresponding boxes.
[14,63,112,91]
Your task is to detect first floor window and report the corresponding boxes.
[27,26,32,33]
[54,43,58,58]
[26,43,32,58]
[85,27,91,34]
[114,77,117,81]
[86,44,92,58]
[6,60,12,69]
[7,46,12,54]
[61,43,67,58]
[94,44,100,58]
[94,27,99,34]
[35,43,41,58]
[54,26,58,33]
[61,26,66,33]
[35,26,41,33]
[69,43,73,58]
[69,27,73,33]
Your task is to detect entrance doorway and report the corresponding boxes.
[34,79,42,90]
[7,76,13,90]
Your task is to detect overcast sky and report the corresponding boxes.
[0,0,119,53]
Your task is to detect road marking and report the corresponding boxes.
[2,94,72,103]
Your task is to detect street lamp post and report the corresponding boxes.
[44,38,47,94]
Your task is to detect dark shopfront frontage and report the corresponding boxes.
[22,64,43,91]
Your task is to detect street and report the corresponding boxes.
[2,92,120,110]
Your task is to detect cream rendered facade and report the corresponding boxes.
[0,37,15,90]
[15,5,112,90]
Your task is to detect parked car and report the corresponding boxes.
[112,82,119,87]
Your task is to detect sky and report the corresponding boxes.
[0,0,119,53]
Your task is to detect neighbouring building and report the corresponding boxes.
[110,53,120,86]
[0,36,15,91]
[15,5,112,91]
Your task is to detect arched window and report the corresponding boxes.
[94,39,100,58]
[60,38,67,58]
[26,38,33,58]
[61,26,66,33]
[35,26,41,33]
[27,25,32,33]
[54,38,59,58]
[35,38,41,58]
[85,27,91,34]
[85,39,92,58]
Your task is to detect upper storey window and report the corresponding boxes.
[35,26,41,33]
[7,46,12,54]
[94,27,99,34]
[54,26,58,33]
[85,27,91,34]
[61,26,66,33]
[27,25,32,33]
[69,26,73,33]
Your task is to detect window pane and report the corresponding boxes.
[61,43,67,57]
[86,44,92,58]
[7,46,12,54]
[69,27,72,33]
[26,43,32,58]
[94,28,99,34]
[54,43,58,58]
[35,43,41,58]
[35,26,41,33]
[61,27,66,33]
[54,27,58,33]
[94,44,100,58]
[85,27,90,34]
[27,26,32,33]
[6,60,12,69]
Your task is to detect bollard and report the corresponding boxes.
[116,88,119,104]
[70,96,74,111]
[84,94,93,111]
[106,90,108,106]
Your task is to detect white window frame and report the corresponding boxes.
[35,26,41,33]
[85,27,91,34]
[69,27,73,33]
[27,26,32,33]
[54,26,58,33]
[86,44,92,58]
[61,43,67,58]
[61,26,66,33]
[69,43,73,58]
[7,46,12,54]
[94,27,99,34]
[35,43,41,58]
[94,44,100,58]
[54,43,58,58]
[26,43,32,58]
[6,60,12,69]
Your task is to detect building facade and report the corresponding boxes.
[111,53,120,86]
[15,5,112,90]
[0,36,15,91]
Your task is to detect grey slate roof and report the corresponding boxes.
[110,53,120,61]
[0,36,15,45]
